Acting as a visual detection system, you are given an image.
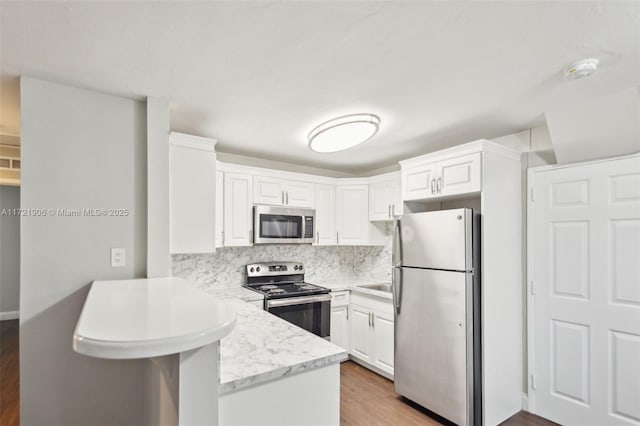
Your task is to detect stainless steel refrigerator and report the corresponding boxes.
[392,208,481,426]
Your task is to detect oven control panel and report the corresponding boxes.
[246,262,304,277]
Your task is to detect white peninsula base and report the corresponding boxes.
[220,363,340,426]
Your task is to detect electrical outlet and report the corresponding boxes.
[110,248,126,268]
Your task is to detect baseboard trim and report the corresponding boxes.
[521,392,529,411]
[0,310,19,321]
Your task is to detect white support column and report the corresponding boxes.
[179,342,220,426]
[147,97,171,278]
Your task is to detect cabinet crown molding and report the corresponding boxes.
[169,132,217,152]
[399,139,519,169]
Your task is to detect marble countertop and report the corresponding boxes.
[206,286,264,302]
[308,276,393,299]
[219,299,348,395]
[73,277,236,359]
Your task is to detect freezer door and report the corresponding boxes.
[394,267,475,426]
[397,208,473,271]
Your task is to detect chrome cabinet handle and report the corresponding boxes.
[437,177,441,193]
[368,312,371,327]
[430,178,435,195]
[285,191,289,205]
[281,190,284,204]
[346,308,349,320]
[336,232,339,245]
[372,313,375,328]
[316,231,319,244]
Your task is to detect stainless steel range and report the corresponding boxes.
[245,262,331,338]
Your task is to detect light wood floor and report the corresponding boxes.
[1,320,556,426]
[340,360,558,426]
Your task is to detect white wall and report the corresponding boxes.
[0,185,20,315]
[20,77,147,425]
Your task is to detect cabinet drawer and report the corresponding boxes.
[351,292,394,316]
[331,290,350,307]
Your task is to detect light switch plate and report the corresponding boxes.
[111,248,126,268]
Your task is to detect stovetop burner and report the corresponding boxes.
[245,262,330,299]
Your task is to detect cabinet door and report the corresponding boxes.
[372,310,394,375]
[315,184,336,245]
[369,181,393,221]
[390,179,402,217]
[437,153,482,197]
[169,143,215,254]
[224,173,253,246]
[330,305,349,350]
[284,180,315,208]
[350,304,373,362]
[215,171,224,248]
[336,184,369,245]
[253,175,285,206]
[402,162,438,201]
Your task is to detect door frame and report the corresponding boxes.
[526,151,640,415]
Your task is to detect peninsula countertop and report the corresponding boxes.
[219,299,348,395]
[73,277,236,359]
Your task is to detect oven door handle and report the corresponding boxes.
[266,294,331,308]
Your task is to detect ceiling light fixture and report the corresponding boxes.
[563,58,599,80]
[308,113,380,153]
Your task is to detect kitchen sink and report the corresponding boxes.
[357,283,392,293]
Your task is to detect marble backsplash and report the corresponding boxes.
[172,225,392,290]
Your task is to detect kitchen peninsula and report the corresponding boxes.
[218,297,348,425]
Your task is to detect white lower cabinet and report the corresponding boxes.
[349,293,394,377]
[330,291,350,350]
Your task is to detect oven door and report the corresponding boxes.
[266,294,331,338]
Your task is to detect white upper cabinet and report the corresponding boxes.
[401,148,482,201]
[438,153,481,196]
[402,161,438,200]
[169,132,217,254]
[369,172,402,221]
[315,184,337,245]
[253,175,315,208]
[336,184,369,245]
[224,172,253,246]
[215,170,224,248]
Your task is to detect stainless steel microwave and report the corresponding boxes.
[253,205,315,244]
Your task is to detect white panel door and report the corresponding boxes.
[315,184,336,245]
[336,184,369,245]
[350,304,373,362]
[253,175,284,206]
[532,155,640,425]
[438,153,482,197]
[224,173,253,246]
[402,162,438,201]
[372,310,394,376]
[370,181,393,221]
[284,181,315,208]
[330,305,349,350]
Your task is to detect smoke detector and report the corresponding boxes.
[564,58,600,80]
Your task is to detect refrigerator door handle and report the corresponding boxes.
[392,219,402,267]
[392,267,403,314]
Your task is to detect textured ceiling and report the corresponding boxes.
[1,1,638,173]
